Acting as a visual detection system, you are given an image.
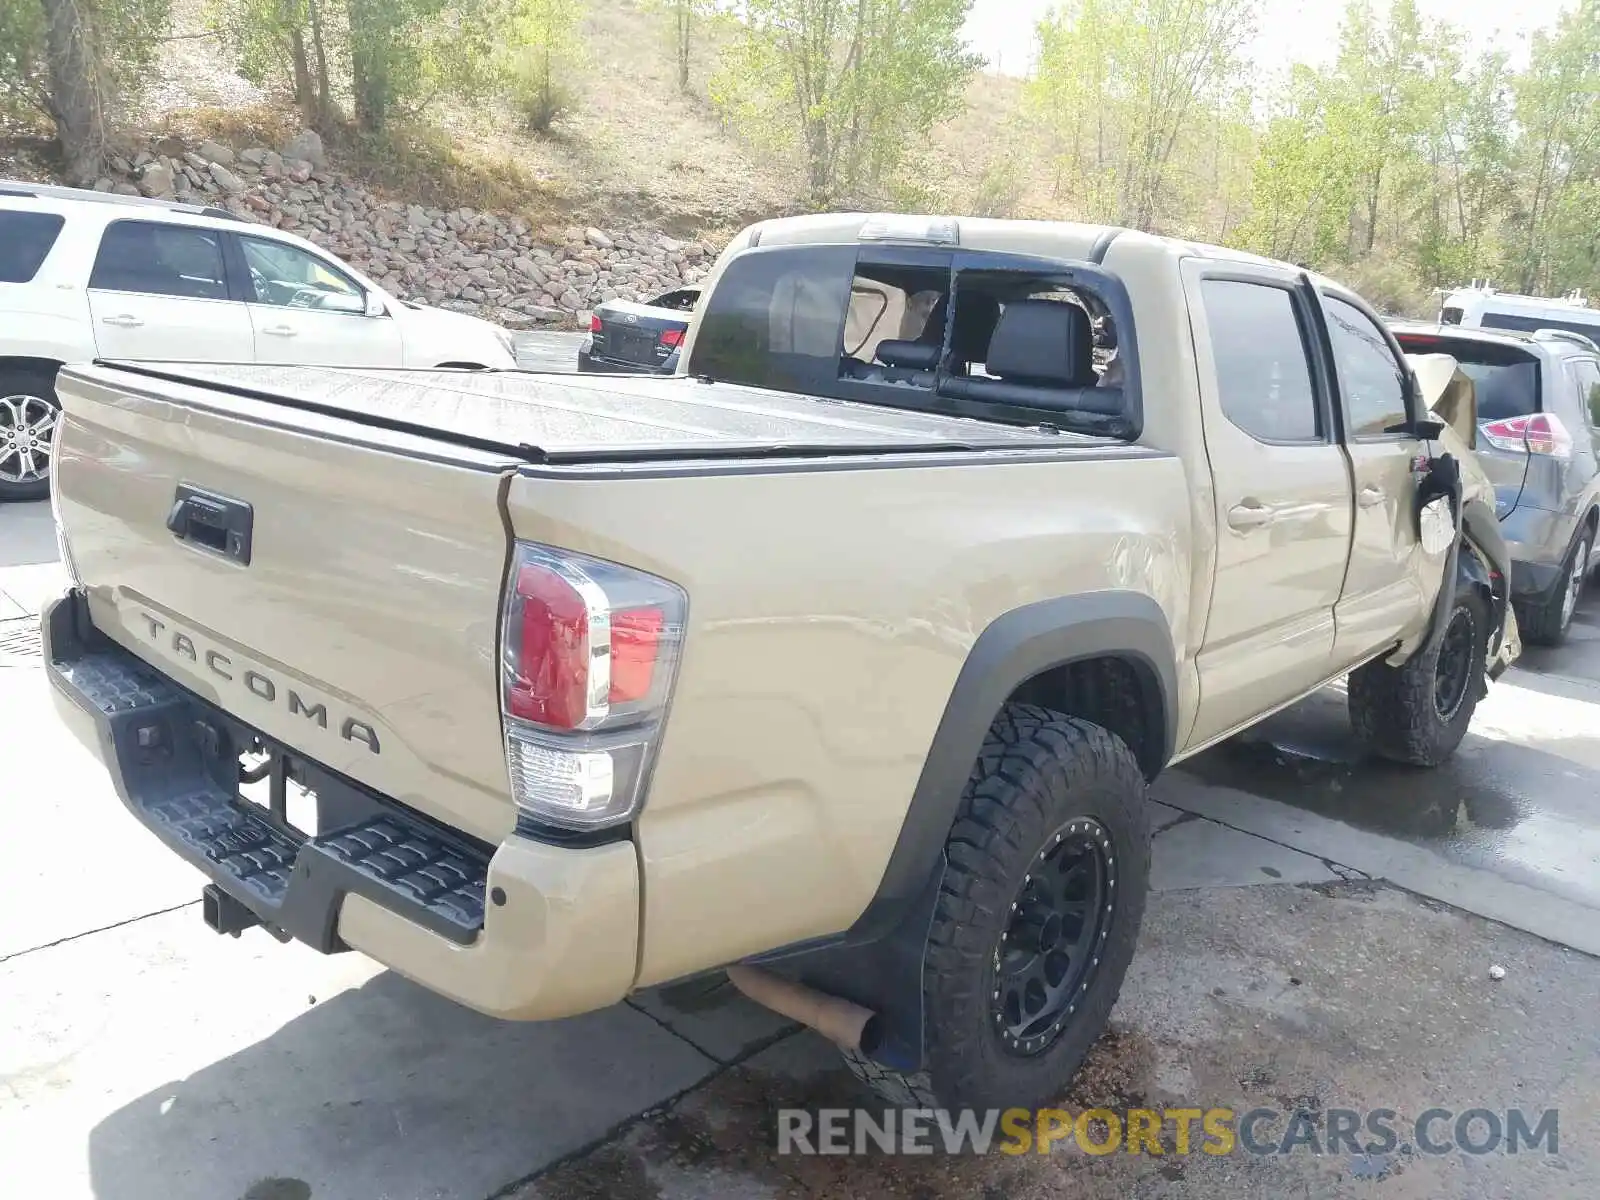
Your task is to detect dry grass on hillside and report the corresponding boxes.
[147,0,801,235]
[31,0,1047,235]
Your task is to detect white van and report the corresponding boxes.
[1440,284,1600,344]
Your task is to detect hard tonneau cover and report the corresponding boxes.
[97,360,1091,464]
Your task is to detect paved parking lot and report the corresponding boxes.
[4,349,1598,1197]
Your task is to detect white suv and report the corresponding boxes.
[1,181,518,500]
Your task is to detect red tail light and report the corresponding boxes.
[609,606,665,702]
[589,314,603,333]
[506,561,593,729]
[659,328,684,348]
[501,543,686,829]
[1481,412,1572,457]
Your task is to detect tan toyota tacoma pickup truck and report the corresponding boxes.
[45,214,1516,1111]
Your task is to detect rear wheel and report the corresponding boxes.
[1516,528,1592,647]
[1349,582,1490,766]
[0,368,60,502]
[841,705,1150,1110]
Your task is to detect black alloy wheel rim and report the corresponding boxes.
[991,817,1116,1057]
[1433,606,1476,720]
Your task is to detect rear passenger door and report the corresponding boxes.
[1184,264,1354,748]
[1317,292,1429,666]
[87,219,255,362]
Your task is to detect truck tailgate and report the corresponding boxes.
[52,363,524,844]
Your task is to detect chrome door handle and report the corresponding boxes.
[261,325,298,337]
[1227,500,1276,531]
[1359,485,1387,508]
[101,314,143,328]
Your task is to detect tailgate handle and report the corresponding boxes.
[167,485,253,566]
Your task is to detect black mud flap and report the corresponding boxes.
[744,858,946,1073]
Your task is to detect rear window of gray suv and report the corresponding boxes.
[1394,331,1541,421]
[0,211,66,283]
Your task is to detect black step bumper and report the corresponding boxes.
[42,590,490,951]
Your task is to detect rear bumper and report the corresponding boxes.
[42,590,639,1021]
[1501,505,1582,599]
[577,344,674,375]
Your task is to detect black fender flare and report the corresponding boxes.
[852,589,1177,942]
[754,591,1178,1072]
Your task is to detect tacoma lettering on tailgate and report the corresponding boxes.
[137,612,381,754]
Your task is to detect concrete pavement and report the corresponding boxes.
[1163,591,1600,955]
[526,882,1600,1200]
[512,331,586,374]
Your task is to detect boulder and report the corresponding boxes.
[137,162,175,198]
[210,163,246,192]
[197,139,235,165]
[239,147,269,166]
[585,227,615,249]
[495,308,536,330]
[282,130,326,168]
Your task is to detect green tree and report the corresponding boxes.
[0,0,169,181]
[1027,0,1257,232]
[712,0,980,205]
[1506,0,1600,293]
[211,0,533,135]
[211,0,335,130]
[1238,64,1366,263]
[1441,51,1517,281]
[505,0,585,133]
[647,0,713,93]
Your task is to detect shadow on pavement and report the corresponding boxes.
[85,970,714,1200]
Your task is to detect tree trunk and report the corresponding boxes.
[1364,163,1383,254]
[288,24,317,128]
[805,118,832,204]
[349,0,391,133]
[310,0,334,129]
[40,0,105,185]
[677,4,691,93]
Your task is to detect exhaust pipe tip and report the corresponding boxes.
[725,964,880,1054]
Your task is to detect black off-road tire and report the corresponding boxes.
[1348,582,1490,767]
[840,1047,938,1108]
[0,366,60,503]
[841,704,1151,1110]
[1515,528,1592,648]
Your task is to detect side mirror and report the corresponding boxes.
[365,293,388,318]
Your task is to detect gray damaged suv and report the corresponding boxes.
[1393,323,1600,645]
